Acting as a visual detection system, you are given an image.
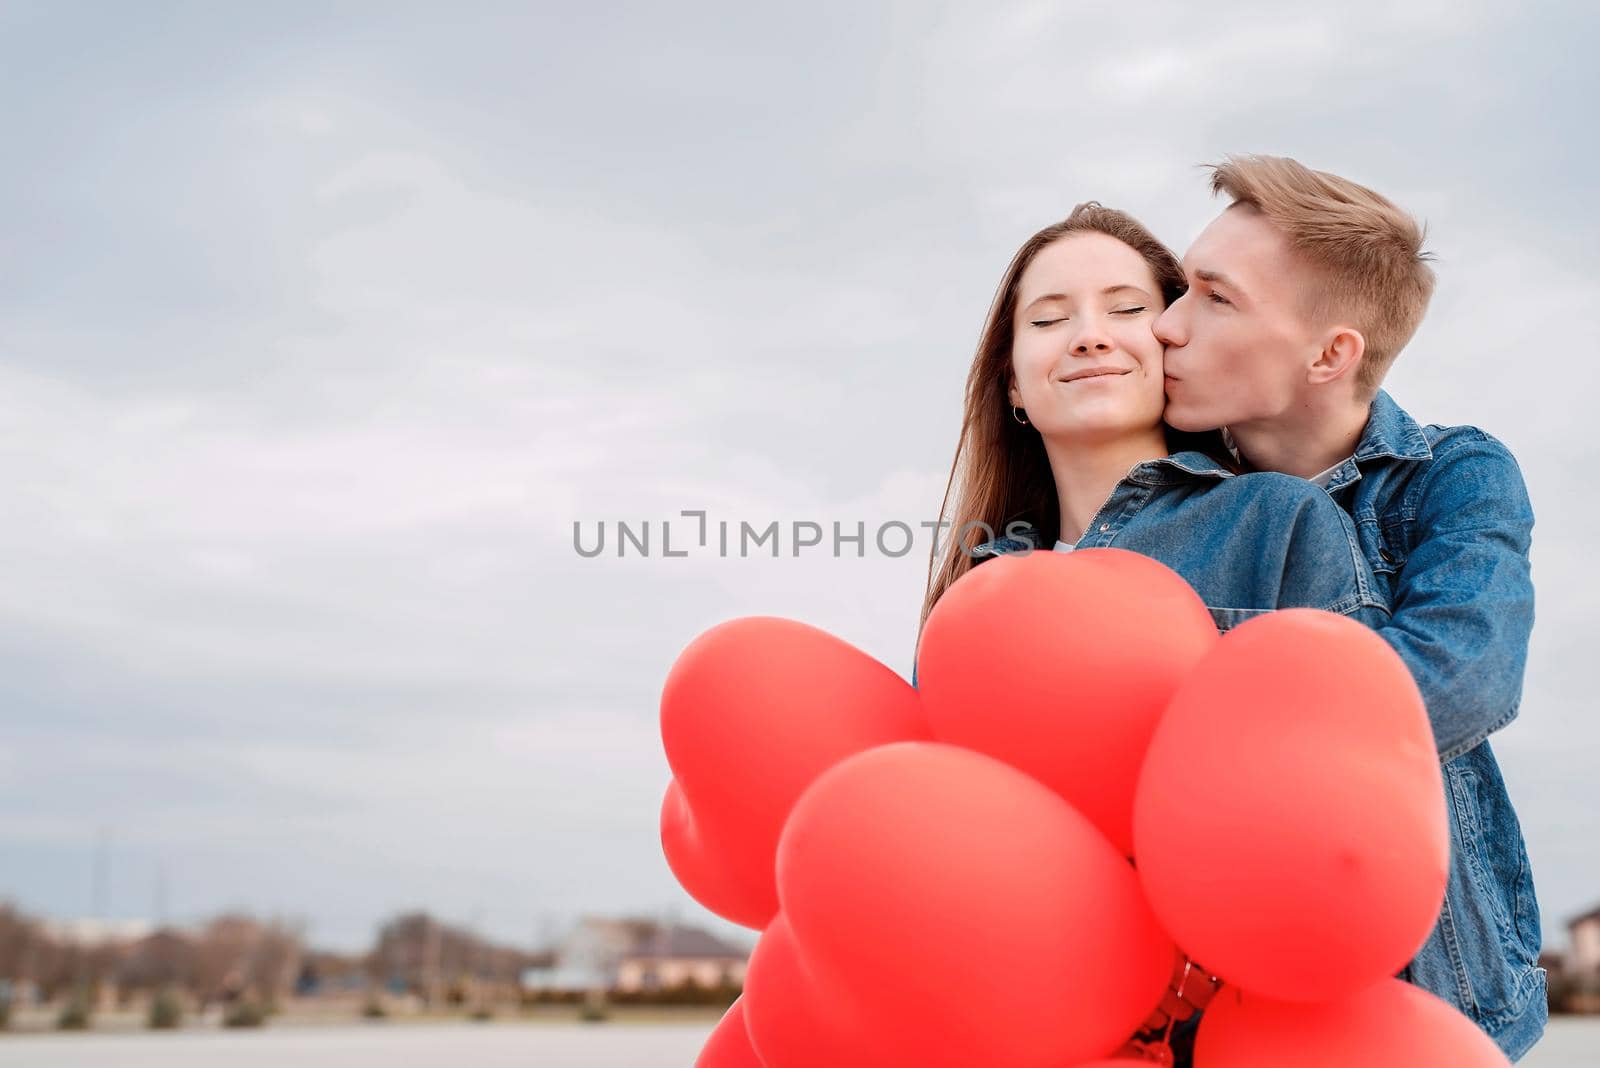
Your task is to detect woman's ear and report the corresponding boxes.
[1007,379,1022,408]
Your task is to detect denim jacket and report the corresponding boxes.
[961,451,1386,629]
[911,451,1389,679]
[910,400,1545,1058]
[1319,391,1544,1060]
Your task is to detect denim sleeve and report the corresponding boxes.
[1276,481,1389,623]
[1380,433,1535,761]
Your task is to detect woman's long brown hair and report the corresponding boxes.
[916,202,1217,645]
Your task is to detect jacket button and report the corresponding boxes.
[1099,523,1109,532]
[1379,548,1395,563]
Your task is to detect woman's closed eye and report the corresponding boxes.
[1030,306,1145,327]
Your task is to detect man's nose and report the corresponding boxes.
[1153,300,1185,346]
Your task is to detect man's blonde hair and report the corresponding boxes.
[1208,154,1436,395]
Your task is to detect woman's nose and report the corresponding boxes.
[1072,327,1113,355]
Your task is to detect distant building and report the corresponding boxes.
[520,917,648,994]
[614,924,747,992]
[1570,904,1600,979]
[294,950,371,997]
[520,917,748,994]
[43,918,154,947]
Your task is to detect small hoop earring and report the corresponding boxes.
[1012,405,1029,426]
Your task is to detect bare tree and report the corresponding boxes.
[192,915,304,1006]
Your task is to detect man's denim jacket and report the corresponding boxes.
[916,451,1391,647]
[1318,391,1544,1060]
[909,454,1389,664]
[911,399,1545,1058]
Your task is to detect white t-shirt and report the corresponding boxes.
[1053,540,1075,553]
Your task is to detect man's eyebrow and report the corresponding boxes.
[1194,268,1242,293]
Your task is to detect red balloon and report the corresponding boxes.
[770,741,1173,1068]
[695,998,768,1068]
[916,548,1216,854]
[744,914,891,1068]
[661,617,927,928]
[1134,610,1448,1002]
[1194,979,1511,1067]
[661,780,762,936]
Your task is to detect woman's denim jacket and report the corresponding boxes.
[956,453,1389,633]
[908,449,1386,666]
[911,409,1546,1059]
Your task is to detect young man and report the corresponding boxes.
[1153,155,1545,1060]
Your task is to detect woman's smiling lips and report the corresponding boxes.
[1056,367,1133,384]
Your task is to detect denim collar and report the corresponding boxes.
[1222,392,1430,467]
[1126,449,1237,485]
[969,449,1234,557]
[1352,390,1433,464]
[969,527,1045,557]
[1316,390,1433,493]
[968,396,1429,556]
[1215,391,1431,493]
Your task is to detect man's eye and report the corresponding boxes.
[1208,292,1231,306]
[1030,317,1068,327]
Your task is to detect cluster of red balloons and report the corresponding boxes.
[660,548,1510,1066]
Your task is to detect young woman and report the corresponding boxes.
[913,202,1391,1064]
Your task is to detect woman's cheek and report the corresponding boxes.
[1125,332,1164,376]
[1012,343,1051,389]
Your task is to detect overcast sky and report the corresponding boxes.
[1,1,1595,953]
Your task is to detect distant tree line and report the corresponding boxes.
[0,902,551,1020]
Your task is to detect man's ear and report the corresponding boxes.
[1308,326,1365,387]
